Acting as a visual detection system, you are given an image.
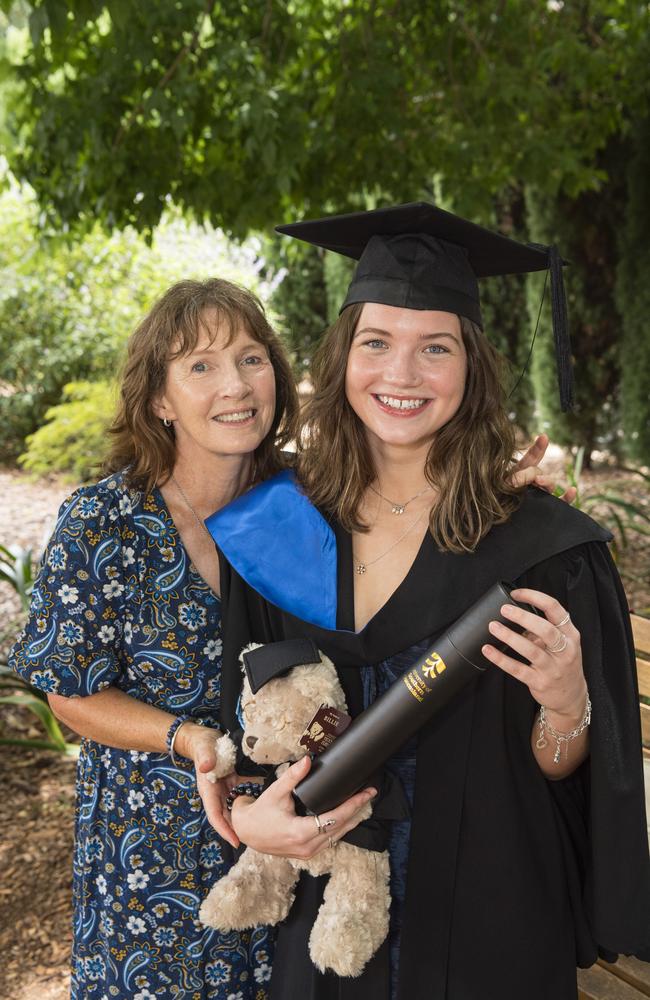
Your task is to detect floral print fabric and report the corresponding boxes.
[10,473,273,999]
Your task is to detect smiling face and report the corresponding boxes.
[344,303,468,458]
[154,309,277,465]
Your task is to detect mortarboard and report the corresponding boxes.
[242,637,323,693]
[276,202,573,411]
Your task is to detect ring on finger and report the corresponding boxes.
[555,612,571,628]
[313,814,323,834]
[321,817,336,830]
[545,631,568,655]
[327,836,336,849]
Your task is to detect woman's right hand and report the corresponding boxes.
[231,755,377,860]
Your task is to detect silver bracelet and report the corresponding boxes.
[536,694,592,764]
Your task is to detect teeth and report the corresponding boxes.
[377,396,427,410]
[215,410,254,423]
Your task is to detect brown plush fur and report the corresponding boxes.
[199,645,391,977]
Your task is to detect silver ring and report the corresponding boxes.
[313,814,323,833]
[555,612,571,627]
[328,836,336,849]
[322,817,336,830]
[545,631,568,655]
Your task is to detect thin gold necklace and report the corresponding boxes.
[171,474,214,541]
[353,506,427,575]
[368,482,432,515]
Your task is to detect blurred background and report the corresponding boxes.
[0,1,648,996]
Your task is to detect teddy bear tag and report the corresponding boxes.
[299,704,352,754]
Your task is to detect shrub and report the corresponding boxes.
[19,381,116,481]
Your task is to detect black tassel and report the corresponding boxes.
[548,245,574,412]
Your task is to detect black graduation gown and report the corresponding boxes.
[214,485,650,1000]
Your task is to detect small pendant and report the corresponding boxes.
[535,736,548,750]
[355,563,367,575]
[392,504,405,515]
[553,744,562,764]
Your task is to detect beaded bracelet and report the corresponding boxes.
[225,781,264,812]
[166,716,189,768]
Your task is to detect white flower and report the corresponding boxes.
[127,869,149,891]
[96,874,107,895]
[58,619,84,647]
[119,495,133,515]
[178,601,207,632]
[129,750,148,762]
[134,990,155,1000]
[203,638,223,661]
[124,621,133,644]
[47,543,67,570]
[122,546,135,567]
[126,915,146,935]
[127,790,145,811]
[58,584,79,605]
[254,963,272,983]
[97,625,116,643]
[102,579,124,599]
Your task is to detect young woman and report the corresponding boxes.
[208,206,650,1000]
[10,279,298,1000]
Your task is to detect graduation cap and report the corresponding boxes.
[242,638,322,694]
[276,201,573,411]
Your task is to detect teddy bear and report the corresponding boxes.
[198,639,391,978]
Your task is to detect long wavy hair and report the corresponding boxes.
[297,305,523,553]
[105,278,298,492]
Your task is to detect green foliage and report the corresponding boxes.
[0,666,78,753]
[264,236,328,374]
[19,380,115,481]
[526,145,629,464]
[616,118,650,465]
[566,447,650,562]
[477,189,534,434]
[0,542,77,754]
[0,540,34,612]
[0,175,266,463]
[1,1,648,234]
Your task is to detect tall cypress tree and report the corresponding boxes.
[616,120,650,465]
[525,141,628,466]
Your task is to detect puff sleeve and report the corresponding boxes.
[9,484,130,697]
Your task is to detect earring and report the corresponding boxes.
[162,418,172,427]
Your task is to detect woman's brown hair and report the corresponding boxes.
[297,306,522,553]
[106,278,298,491]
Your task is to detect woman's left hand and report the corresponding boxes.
[482,587,587,721]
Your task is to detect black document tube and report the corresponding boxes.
[294,581,525,815]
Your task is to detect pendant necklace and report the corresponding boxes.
[368,482,432,516]
[171,474,214,542]
[353,506,428,575]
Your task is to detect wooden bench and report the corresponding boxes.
[577,613,650,1000]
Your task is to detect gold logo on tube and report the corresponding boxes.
[403,652,448,702]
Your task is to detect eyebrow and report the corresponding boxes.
[188,339,262,355]
[354,326,460,342]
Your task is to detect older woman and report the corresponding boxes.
[10,278,298,1000]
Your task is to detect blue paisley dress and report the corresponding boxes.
[10,472,273,1000]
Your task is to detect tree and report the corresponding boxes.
[1,1,647,235]
[1,0,649,458]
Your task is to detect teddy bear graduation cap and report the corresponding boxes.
[276,201,573,411]
[240,637,323,693]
